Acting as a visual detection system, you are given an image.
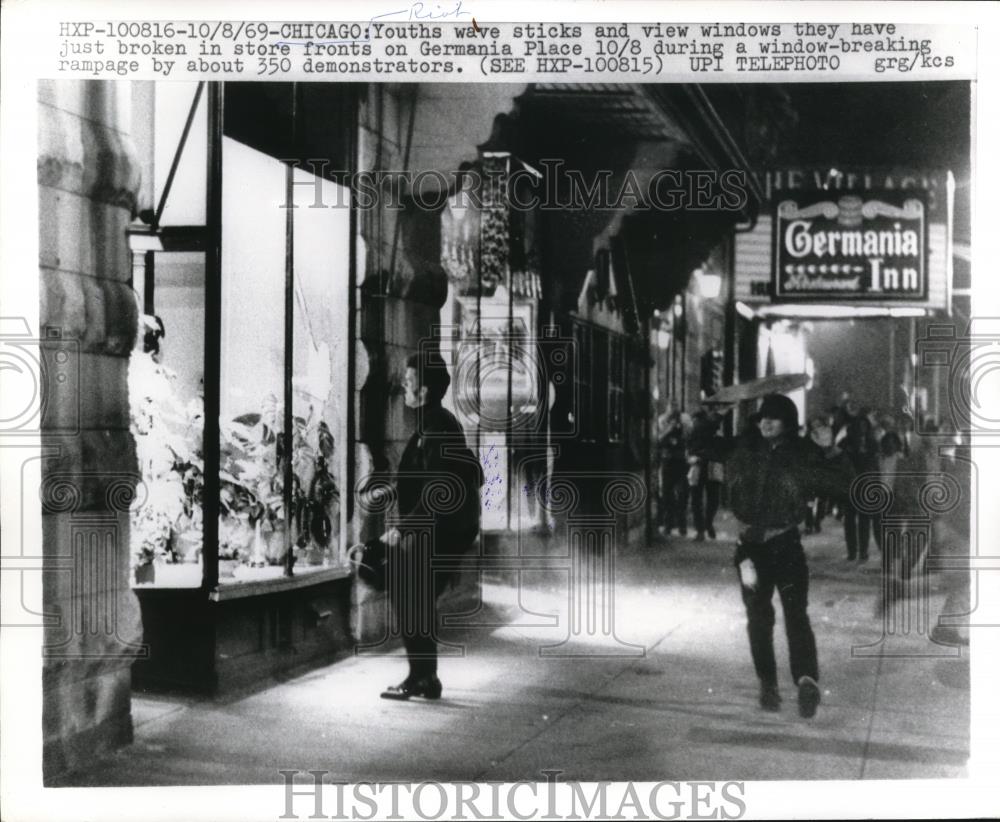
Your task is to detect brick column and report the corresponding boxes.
[36,80,143,780]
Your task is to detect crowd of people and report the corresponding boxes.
[656,406,726,541]
[374,368,968,717]
[655,391,969,718]
[656,394,937,567]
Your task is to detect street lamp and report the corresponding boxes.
[695,268,723,300]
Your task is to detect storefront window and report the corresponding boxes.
[608,334,625,442]
[130,84,350,589]
[289,165,350,568]
[573,322,593,441]
[128,250,206,588]
[128,81,209,589]
[217,137,288,580]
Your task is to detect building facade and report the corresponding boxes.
[42,79,970,779]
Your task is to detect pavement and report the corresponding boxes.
[54,512,970,786]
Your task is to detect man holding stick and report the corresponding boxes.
[714,393,852,717]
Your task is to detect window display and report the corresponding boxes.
[129,302,204,587]
[129,83,350,590]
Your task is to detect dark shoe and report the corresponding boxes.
[380,676,442,701]
[797,676,821,718]
[759,682,781,712]
[679,527,688,536]
[693,531,705,542]
[706,526,716,539]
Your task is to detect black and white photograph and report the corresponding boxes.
[1,2,998,820]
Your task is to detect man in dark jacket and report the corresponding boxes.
[687,407,724,541]
[380,352,482,701]
[841,415,880,561]
[657,410,690,536]
[723,393,851,717]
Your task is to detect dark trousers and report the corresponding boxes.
[388,535,457,681]
[844,508,874,559]
[737,532,819,686]
[691,480,720,534]
[660,462,689,532]
[804,497,827,531]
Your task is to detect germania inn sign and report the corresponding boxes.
[773,192,927,301]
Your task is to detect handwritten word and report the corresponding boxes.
[480,444,503,511]
[277,1,471,46]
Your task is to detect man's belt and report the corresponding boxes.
[738,523,797,545]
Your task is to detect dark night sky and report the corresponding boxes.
[709,81,971,239]
[778,82,971,240]
[731,83,973,419]
[777,82,969,172]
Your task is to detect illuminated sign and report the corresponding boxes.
[772,191,927,301]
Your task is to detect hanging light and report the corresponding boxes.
[697,270,723,300]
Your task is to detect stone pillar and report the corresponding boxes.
[36,80,143,780]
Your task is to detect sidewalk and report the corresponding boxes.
[55,513,970,786]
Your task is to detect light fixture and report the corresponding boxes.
[697,271,723,300]
[755,304,929,320]
[656,329,671,350]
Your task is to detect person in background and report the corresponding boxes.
[841,414,880,563]
[687,406,724,541]
[803,416,834,534]
[829,401,857,522]
[657,409,690,537]
[831,395,859,442]
[379,352,482,701]
[874,414,905,551]
[718,394,851,717]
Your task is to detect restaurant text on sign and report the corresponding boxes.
[773,192,927,301]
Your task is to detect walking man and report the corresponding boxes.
[687,407,724,541]
[657,409,690,536]
[725,394,851,717]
